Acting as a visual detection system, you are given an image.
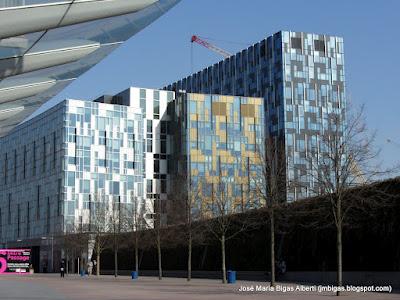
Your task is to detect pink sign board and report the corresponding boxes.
[0,249,31,274]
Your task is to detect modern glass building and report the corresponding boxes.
[0,99,143,270]
[95,87,175,225]
[0,86,265,270]
[173,92,265,212]
[95,88,265,219]
[165,31,346,201]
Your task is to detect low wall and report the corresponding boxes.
[99,270,400,288]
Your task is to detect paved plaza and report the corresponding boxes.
[0,274,398,300]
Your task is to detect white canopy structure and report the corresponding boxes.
[0,0,180,136]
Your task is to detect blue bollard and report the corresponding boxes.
[227,270,236,284]
[131,271,138,280]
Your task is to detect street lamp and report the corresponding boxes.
[41,236,54,272]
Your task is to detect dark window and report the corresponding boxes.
[17,204,20,237]
[42,136,46,172]
[53,132,56,169]
[8,194,11,225]
[47,197,50,234]
[14,149,17,181]
[160,140,167,154]
[154,101,160,115]
[161,180,167,193]
[154,160,160,173]
[126,161,135,169]
[57,179,62,216]
[147,120,152,133]
[160,121,167,134]
[260,40,266,57]
[97,159,105,167]
[32,141,36,175]
[36,186,40,220]
[147,179,153,193]
[4,153,7,184]
[23,146,26,179]
[74,128,78,164]
[167,102,174,117]
[111,96,123,105]
[26,202,30,237]
[291,37,302,50]
[99,131,106,145]
[314,39,325,52]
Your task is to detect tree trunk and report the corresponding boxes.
[66,253,69,275]
[157,232,162,280]
[337,222,343,296]
[96,242,100,276]
[336,226,343,296]
[135,234,139,273]
[221,234,227,284]
[114,235,118,277]
[187,231,192,281]
[79,255,83,275]
[71,256,75,274]
[96,252,100,276]
[336,196,343,296]
[270,208,276,287]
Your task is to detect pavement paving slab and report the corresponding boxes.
[0,274,397,300]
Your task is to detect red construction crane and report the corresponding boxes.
[191,35,232,59]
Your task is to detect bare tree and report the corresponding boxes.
[91,192,111,276]
[127,192,148,274]
[252,136,286,286]
[147,195,165,280]
[62,223,89,275]
[168,173,204,281]
[202,157,256,284]
[299,106,389,295]
[108,197,127,278]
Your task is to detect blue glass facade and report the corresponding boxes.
[165,31,346,201]
[0,99,143,246]
[173,92,265,212]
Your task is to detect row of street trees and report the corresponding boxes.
[63,193,148,278]
[165,105,393,294]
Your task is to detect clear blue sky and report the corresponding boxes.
[41,0,400,170]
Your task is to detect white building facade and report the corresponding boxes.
[0,99,144,271]
[96,87,175,224]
